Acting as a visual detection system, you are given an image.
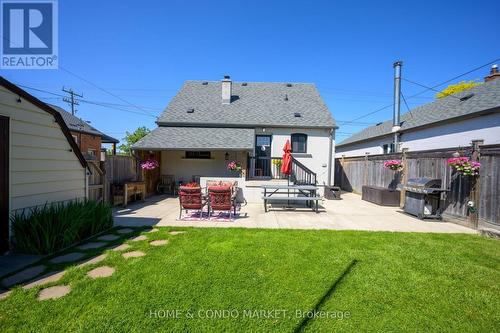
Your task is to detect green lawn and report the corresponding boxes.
[1,228,499,332]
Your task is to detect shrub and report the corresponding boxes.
[11,200,113,255]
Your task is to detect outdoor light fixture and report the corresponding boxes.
[17,96,21,103]
[225,152,229,160]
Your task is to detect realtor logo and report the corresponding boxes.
[1,0,58,69]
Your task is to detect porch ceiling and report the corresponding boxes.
[132,127,255,151]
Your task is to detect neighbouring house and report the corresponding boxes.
[0,77,89,253]
[49,105,119,160]
[132,76,337,201]
[336,65,500,157]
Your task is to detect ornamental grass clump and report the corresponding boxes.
[383,160,403,171]
[11,200,113,255]
[447,157,481,176]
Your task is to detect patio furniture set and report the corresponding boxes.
[178,180,239,220]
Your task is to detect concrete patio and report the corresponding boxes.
[113,193,476,234]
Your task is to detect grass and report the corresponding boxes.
[0,228,499,332]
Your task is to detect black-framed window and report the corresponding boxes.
[185,151,211,159]
[382,144,394,154]
[291,133,307,153]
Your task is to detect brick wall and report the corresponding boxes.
[71,131,101,160]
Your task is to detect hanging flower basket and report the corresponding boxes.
[383,160,403,171]
[140,159,159,170]
[447,157,480,176]
[227,160,242,173]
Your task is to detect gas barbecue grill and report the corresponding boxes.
[400,178,447,220]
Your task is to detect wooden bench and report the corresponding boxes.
[262,196,321,213]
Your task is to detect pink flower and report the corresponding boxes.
[383,160,403,171]
[140,159,159,170]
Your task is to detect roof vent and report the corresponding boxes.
[460,93,474,102]
[286,83,292,87]
[202,82,208,85]
[242,82,248,86]
[294,112,301,117]
[284,94,289,101]
[376,122,382,126]
[187,108,194,113]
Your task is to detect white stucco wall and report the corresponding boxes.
[0,86,86,215]
[336,113,500,157]
[255,127,335,186]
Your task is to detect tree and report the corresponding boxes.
[436,80,482,99]
[118,126,150,154]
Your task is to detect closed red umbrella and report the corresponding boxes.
[281,140,292,175]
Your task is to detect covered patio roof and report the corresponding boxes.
[132,127,255,151]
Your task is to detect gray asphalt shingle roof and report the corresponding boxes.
[338,78,500,147]
[157,80,336,128]
[131,127,255,150]
[50,104,119,143]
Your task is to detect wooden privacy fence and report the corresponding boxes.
[335,144,500,228]
[105,155,138,185]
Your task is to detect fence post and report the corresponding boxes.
[364,153,369,187]
[400,148,408,208]
[469,140,483,228]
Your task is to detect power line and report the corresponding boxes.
[340,57,500,126]
[15,84,159,118]
[1,34,158,117]
[403,78,463,100]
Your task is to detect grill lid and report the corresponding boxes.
[406,177,441,189]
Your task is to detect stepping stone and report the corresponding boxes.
[97,234,120,241]
[122,251,145,259]
[168,231,186,235]
[147,228,159,233]
[23,271,65,290]
[87,266,115,279]
[131,235,147,242]
[116,228,134,234]
[37,285,71,301]
[0,290,12,300]
[76,242,107,250]
[111,244,130,252]
[49,252,85,264]
[78,254,107,267]
[150,240,169,246]
[1,265,46,287]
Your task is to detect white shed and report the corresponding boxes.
[0,77,88,253]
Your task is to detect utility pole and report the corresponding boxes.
[62,87,83,115]
[392,61,402,153]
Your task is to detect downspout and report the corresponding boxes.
[327,128,334,186]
